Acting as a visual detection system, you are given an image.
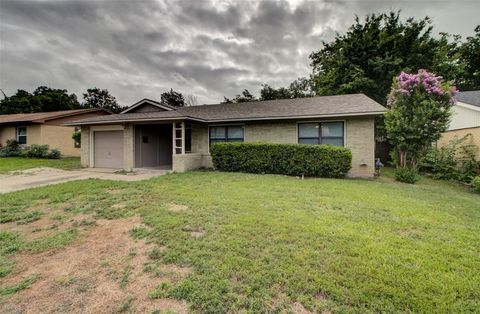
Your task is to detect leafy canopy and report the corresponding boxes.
[82,87,123,113]
[384,70,456,168]
[309,11,456,104]
[161,88,185,107]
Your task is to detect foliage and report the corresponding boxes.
[385,69,456,169]
[472,176,480,193]
[210,142,352,178]
[419,134,478,182]
[309,11,460,104]
[48,149,62,159]
[0,139,21,157]
[260,77,315,100]
[82,87,123,113]
[222,89,256,103]
[20,144,50,158]
[161,88,185,107]
[72,130,81,147]
[458,25,480,90]
[394,167,420,184]
[0,86,81,114]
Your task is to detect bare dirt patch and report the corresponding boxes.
[167,203,189,212]
[291,302,313,314]
[0,217,189,313]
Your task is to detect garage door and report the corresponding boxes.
[94,131,124,168]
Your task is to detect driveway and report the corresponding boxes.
[0,167,170,193]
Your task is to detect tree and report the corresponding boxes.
[458,25,480,90]
[222,89,256,103]
[310,11,457,104]
[82,87,123,113]
[259,77,315,101]
[0,87,80,114]
[161,89,185,107]
[260,84,291,100]
[385,70,457,169]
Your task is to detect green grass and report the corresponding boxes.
[0,157,81,173]
[0,170,479,312]
[0,274,41,296]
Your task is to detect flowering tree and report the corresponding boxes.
[385,70,457,168]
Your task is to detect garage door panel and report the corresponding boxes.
[94,131,124,168]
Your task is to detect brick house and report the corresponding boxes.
[67,94,385,176]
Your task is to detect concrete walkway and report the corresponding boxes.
[0,167,170,194]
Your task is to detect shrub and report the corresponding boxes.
[472,176,480,193]
[0,139,21,157]
[21,145,50,158]
[419,134,478,182]
[210,142,352,178]
[395,167,420,184]
[47,149,61,159]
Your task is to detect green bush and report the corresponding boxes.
[210,142,352,178]
[395,167,420,184]
[21,145,50,158]
[0,140,21,157]
[472,176,480,193]
[48,149,61,159]
[419,134,478,183]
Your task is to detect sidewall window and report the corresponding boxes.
[17,126,27,145]
[298,122,344,146]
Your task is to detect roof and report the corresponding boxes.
[67,94,386,125]
[457,91,480,108]
[121,98,175,113]
[0,108,110,124]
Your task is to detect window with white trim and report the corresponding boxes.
[298,122,344,146]
[209,125,244,145]
[17,126,27,144]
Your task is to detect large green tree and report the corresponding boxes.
[0,86,80,114]
[309,11,457,104]
[260,77,315,101]
[161,88,185,107]
[82,87,123,113]
[458,25,480,90]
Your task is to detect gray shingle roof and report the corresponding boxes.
[457,91,480,107]
[67,94,385,125]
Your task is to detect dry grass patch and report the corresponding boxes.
[167,203,189,212]
[0,217,188,313]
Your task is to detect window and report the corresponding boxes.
[298,122,344,146]
[209,125,244,145]
[185,124,192,153]
[17,127,27,144]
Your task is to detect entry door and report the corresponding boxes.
[138,127,159,167]
[94,131,124,168]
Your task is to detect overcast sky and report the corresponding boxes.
[0,0,478,107]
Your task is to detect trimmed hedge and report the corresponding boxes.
[210,142,352,178]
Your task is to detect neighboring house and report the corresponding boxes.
[438,90,480,157]
[0,109,111,156]
[67,95,386,177]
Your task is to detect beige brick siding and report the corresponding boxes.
[40,125,79,156]
[188,118,376,177]
[345,118,375,176]
[438,127,480,158]
[80,126,90,167]
[0,126,16,146]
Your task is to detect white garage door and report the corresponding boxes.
[94,131,124,168]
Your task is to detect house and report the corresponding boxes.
[0,109,111,156]
[438,90,480,157]
[67,94,386,176]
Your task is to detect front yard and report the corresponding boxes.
[0,157,81,173]
[0,170,479,313]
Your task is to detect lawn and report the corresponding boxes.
[0,157,81,173]
[0,170,479,313]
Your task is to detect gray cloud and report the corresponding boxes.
[0,0,478,106]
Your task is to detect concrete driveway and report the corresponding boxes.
[0,167,170,194]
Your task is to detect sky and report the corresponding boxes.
[0,0,478,107]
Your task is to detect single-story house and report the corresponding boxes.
[0,109,110,156]
[438,90,480,157]
[67,94,386,176]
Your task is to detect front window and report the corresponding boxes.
[17,126,27,144]
[209,125,244,144]
[298,122,344,146]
